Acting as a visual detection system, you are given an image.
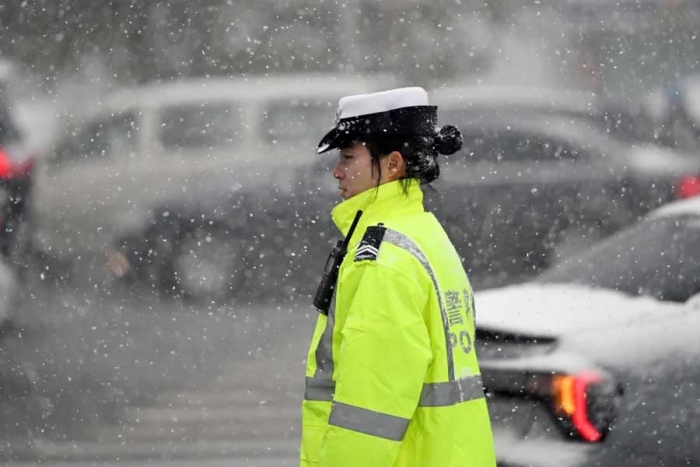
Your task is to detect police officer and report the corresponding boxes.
[301,87,496,466]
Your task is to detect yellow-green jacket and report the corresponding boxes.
[301,180,496,466]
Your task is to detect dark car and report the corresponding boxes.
[430,111,700,287]
[475,197,700,466]
[0,80,36,263]
[430,84,657,146]
[116,110,700,301]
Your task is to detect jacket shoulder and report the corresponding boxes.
[348,223,433,298]
[353,224,386,262]
[353,222,430,269]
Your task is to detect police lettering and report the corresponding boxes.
[462,288,472,318]
[445,290,464,326]
[449,332,458,349]
[449,331,473,354]
[459,330,472,354]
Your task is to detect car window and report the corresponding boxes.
[54,113,138,167]
[0,102,21,146]
[159,102,243,150]
[263,99,333,144]
[538,216,700,302]
[454,129,583,165]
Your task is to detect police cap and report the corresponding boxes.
[316,87,438,154]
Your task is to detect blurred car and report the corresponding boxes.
[0,67,37,264]
[127,105,700,300]
[29,73,397,301]
[190,107,700,301]
[30,76,700,302]
[429,84,657,146]
[0,64,35,327]
[475,196,700,467]
[425,107,700,288]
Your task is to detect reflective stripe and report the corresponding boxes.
[329,402,410,441]
[304,375,484,407]
[419,374,484,407]
[313,295,336,379]
[383,229,455,382]
[304,376,334,401]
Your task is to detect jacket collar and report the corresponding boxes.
[331,179,424,236]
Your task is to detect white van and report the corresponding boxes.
[31,73,398,299]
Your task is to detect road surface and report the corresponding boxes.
[0,276,316,466]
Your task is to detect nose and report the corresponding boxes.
[332,162,343,180]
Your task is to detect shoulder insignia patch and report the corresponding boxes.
[354,224,386,262]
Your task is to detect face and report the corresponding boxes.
[332,142,407,200]
[332,142,378,200]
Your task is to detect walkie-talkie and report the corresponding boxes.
[313,210,363,315]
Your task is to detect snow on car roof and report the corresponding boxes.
[475,283,670,338]
[446,111,628,157]
[429,84,600,113]
[99,73,399,112]
[62,73,400,126]
[648,195,700,219]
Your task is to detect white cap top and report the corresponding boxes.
[336,87,429,120]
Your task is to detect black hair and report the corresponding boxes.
[346,125,463,192]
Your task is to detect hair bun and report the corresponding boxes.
[435,125,463,155]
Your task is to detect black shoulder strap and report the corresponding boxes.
[354,224,386,262]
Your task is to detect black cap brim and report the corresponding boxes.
[316,127,342,154]
[316,106,438,154]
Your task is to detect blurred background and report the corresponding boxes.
[4,0,700,140]
[0,0,699,465]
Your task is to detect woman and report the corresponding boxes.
[301,87,496,467]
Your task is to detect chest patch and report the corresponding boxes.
[354,225,386,262]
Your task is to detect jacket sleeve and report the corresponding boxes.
[317,261,432,467]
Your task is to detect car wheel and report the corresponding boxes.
[171,225,242,303]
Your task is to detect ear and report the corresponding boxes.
[384,151,407,181]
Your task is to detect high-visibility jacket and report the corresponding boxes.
[301,179,496,467]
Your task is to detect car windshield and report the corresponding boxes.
[537,216,700,302]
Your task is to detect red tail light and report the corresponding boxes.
[677,175,700,199]
[0,149,13,178]
[0,149,35,179]
[552,373,603,441]
[483,367,619,443]
[551,371,618,442]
